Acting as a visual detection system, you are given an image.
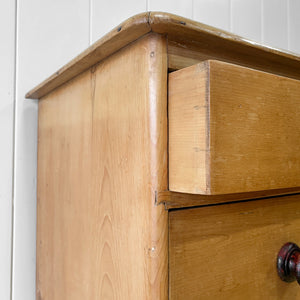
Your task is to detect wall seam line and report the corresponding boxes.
[89,0,92,45]
[10,0,18,299]
[229,0,233,32]
[191,0,194,20]
[229,0,232,32]
[287,0,290,50]
[261,0,264,43]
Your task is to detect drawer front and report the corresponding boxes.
[169,194,300,299]
[169,60,300,195]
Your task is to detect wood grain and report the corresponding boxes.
[26,12,300,100]
[157,188,300,210]
[37,33,168,300]
[167,38,300,79]
[169,60,300,195]
[151,13,300,80]
[169,62,208,194]
[169,194,300,300]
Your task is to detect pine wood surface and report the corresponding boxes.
[30,11,300,300]
[26,12,300,100]
[37,33,168,300]
[169,60,300,195]
[169,194,300,300]
[157,189,300,210]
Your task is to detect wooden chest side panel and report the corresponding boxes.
[169,194,300,299]
[37,33,168,300]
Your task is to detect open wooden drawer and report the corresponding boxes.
[169,60,300,195]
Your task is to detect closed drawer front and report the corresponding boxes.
[169,60,300,195]
[169,194,300,299]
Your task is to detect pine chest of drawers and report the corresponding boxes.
[27,12,300,300]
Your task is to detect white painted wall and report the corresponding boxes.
[0,1,299,299]
[0,0,15,299]
[12,1,89,299]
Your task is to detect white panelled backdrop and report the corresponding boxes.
[1,1,299,299]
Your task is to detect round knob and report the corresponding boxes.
[277,242,300,284]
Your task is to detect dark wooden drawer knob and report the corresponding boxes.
[277,242,300,284]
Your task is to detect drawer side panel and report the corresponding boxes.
[169,62,210,194]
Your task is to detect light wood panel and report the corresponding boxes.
[150,12,300,80]
[169,61,208,194]
[169,60,300,195]
[169,194,300,300]
[26,12,300,100]
[14,1,90,299]
[37,33,168,300]
[167,39,300,78]
[157,188,300,210]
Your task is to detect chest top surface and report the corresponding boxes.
[26,12,300,100]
